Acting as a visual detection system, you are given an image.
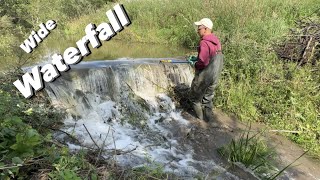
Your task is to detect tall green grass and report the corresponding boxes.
[218,124,310,179]
[104,0,319,156]
[2,0,319,156]
[218,124,278,179]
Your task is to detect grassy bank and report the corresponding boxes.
[113,0,319,156]
[0,0,319,178]
[1,0,319,164]
[65,0,319,156]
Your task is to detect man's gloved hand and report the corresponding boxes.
[187,55,198,67]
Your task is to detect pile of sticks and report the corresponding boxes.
[275,17,320,66]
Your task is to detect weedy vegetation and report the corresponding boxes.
[0,0,319,178]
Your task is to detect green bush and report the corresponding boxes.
[0,116,43,178]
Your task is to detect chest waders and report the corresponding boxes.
[189,53,224,121]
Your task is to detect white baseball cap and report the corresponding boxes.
[194,18,213,29]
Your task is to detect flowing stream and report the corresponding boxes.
[43,58,244,179]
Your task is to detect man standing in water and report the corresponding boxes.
[187,18,223,122]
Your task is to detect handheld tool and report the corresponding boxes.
[159,59,190,63]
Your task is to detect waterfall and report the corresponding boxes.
[44,59,240,178]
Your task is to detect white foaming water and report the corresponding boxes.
[58,93,235,178]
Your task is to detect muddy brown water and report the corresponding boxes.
[36,37,191,63]
[182,109,320,180]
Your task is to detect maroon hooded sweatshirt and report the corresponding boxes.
[195,33,222,70]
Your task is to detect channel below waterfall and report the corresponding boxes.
[44,58,239,178]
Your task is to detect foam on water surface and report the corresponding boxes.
[58,93,234,177]
[45,60,240,178]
